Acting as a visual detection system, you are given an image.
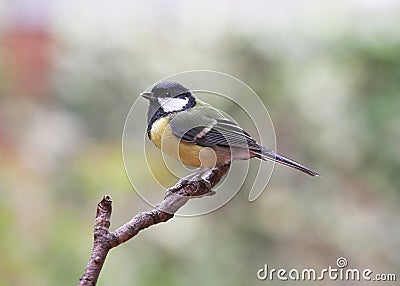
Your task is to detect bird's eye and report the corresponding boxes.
[166,92,171,96]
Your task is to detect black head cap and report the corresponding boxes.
[151,81,190,98]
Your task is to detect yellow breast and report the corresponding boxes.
[149,117,218,168]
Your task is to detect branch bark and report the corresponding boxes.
[78,166,229,286]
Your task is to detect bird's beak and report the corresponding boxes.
[140,91,155,100]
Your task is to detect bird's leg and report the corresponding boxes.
[166,168,216,198]
[173,170,200,189]
[196,168,214,194]
[165,169,202,198]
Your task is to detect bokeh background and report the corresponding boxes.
[1,1,399,285]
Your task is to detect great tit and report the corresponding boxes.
[141,81,319,176]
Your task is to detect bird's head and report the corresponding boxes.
[141,81,196,115]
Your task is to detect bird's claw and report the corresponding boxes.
[165,168,216,199]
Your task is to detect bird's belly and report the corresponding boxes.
[150,118,226,168]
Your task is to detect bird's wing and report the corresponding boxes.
[169,104,260,149]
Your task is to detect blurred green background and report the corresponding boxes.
[1,1,399,285]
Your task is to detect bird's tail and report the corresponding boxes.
[252,147,319,177]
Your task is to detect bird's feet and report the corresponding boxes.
[166,168,216,198]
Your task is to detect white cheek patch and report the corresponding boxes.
[158,97,189,113]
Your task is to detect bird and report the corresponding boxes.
[141,81,319,177]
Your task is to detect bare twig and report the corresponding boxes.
[78,166,229,286]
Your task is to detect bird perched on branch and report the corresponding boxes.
[141,81,319,177]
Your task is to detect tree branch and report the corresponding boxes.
[78,166,229,286]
